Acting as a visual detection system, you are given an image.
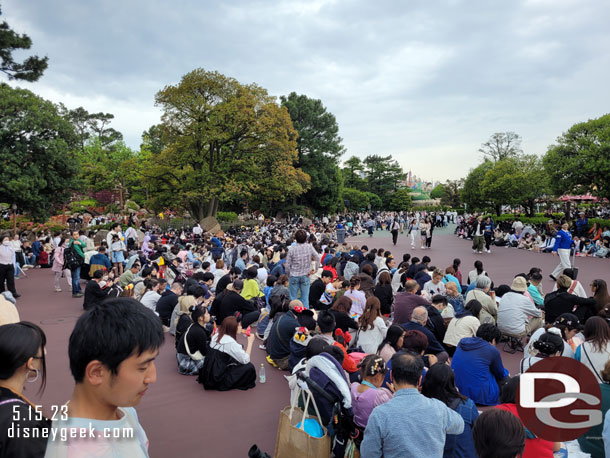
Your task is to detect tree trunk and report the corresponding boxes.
[495,205,501,216]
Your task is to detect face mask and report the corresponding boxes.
[2,241,9,246]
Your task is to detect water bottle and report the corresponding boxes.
[259,363,266,384]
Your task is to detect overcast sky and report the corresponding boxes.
[4,0,610,181]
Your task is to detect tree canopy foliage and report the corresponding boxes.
[0,5,48,81]
[0,84,78,221]
[543,114,610,200]
[479,132,522,162]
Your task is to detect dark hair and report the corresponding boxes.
[0,322,47,393]
[269,294,290,321]
[377,325,405,354]
[584,316,610,352]
[411,257,420,265]
[317,310,336,334]
[390,352,424,386]
[452,258,461,271]
[378,271,391,285]
[68,298,164,383]
[245,266,258,280]
[191,285,206,299]
[143,278,159,292]
[499,375,520,404]
[494,284,511,298]
[306,339,329,359]
[474,260,484,275]
[465,299,482,319]
[476,323,502,343]
[191,305,208,324]
[431,295,448,306]
[202,272,214,283]
[592,279,610,313]
[362,264,373,277]
[321,270,333,280]
[473,410,525,458]
[277,274,289,285]
[266,275,277,287]
[422,256,431,264]
[533,330,564,356]
[141,266,153,278]
[239,249,248,258]
[295,229,307,244]
[349,277,361,290]
[332,295,352,314]
[530,271,542,282]
[562,268,577,280]
[402,330,428,354]
[421,364,466,406]
[359,354,387,378]
[326,346,344,365]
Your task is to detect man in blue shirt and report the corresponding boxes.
[361,352,464,458]
[550,222,573,280]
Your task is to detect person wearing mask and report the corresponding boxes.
[550,222,573,281]
[451,323,509,406]
[497,277,543,338]
[0,322,50,457]
[422,364,479,458]
[360,352,464,458]
[176,305,211,375]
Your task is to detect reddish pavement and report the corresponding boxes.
[12,227,609,457]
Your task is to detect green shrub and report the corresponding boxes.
[217,211,238,222]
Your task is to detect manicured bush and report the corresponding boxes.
[216,211,238,222]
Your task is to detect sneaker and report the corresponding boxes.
[72,293,83,298]
[258,344,266,350]
[55,288,62,292]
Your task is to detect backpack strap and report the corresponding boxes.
[568,281,577,295]
[582,344,605,384]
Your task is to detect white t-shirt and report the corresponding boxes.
[139,291,161,313]
[423,280,446,296]
[357,317,388,354]
[44,407,149,458]
[211,334,250,364]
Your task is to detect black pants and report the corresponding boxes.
[392,230,398,245]
[242,310,261,329]
[0,263,17,296]
[426,236,432,248]
[484,234,492,250]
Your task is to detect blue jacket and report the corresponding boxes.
[575,217,588,232]
[269,259,285,277]
[444,398,479,458]
[552,229,572,251]
[451,337,508,406]
[401,321,446,355]
[89,253,111,270]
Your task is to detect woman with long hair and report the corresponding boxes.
[576,316,610,382]
[591,279,610,314]
[0,322,50,456]
[329,296,358,332]
[51,236,72,292]
[356,297,388,354]
[443,300,482,355]
[377,325,405,362]
[373,271,393,316]
[452,258,463,285]
[176,305,211,375]
[210,316,255,364]
[345,277,366,318]
[468,260,486,285]
[422,364,478,458]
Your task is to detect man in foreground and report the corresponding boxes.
[361,352,464,457]
[45,298,164,457]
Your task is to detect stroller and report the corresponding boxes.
[294,353,360,457]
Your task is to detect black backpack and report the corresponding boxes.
[63,245,84,270]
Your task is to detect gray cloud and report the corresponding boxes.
[3,0,610,181]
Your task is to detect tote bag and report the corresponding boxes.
[274,388,331,458]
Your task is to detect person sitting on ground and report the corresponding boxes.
[333,327,359,377]
[393,279,430,325]
[443,300,482,356]
[465,275,497,324]
[350,355,394,431]
[88,246,112,278]
[83,269,117,311]
[357,297,388,354]
[156,281,183,327]
[519,328,563,373]
[544,274,597,324]
[360,352,464,458]
[575,316,610,383]
[211,279,260,330]
[118,262,141,288]
[200,315,256,391]
[309,270,334,311]
[377,325,406,363]
[345,277,367,319]
[426,295,449,343]
[0,322,50,457]
[424,268,446,296]
[473,409,526,458]
[451,323,508,406]
[496,376,560,457]
[139,278,162,313]
[329,296,358,333]
[551,267,587,298]
[45,298,164,456]
[422,364,479,458]
[401,306,449,364]
[176,305,211,375]
[373,271,394,316]
[266,299,301,370]
[444,281,466,316]
[355,264,375,298]
[526,313,582,359]
[241,266,264,300]
[497,277,543,338]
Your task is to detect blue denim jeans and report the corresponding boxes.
[70,266,82,294]
[289,275,311,309]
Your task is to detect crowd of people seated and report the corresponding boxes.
[2,212,610,457]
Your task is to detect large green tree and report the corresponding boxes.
[440,179,463,208]
[58,105,123,153]
[543,114,610,200]
[342,155,365,189]
[429,184,445,199]
[280,92,344,214]
[388,188,412,211]
[363,154,406,207]
[462,160,494,211]
[0,84,78,221]
[342,187,370,211]
[151,69,309,220]
[0,5,48,81]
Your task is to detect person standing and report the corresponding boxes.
[0,235,19,298]
[472,216,485,254]
[391,219,400,246]
[69,230,86,298]
[409,217,419,249]
[550,222,572,281]
[285,229,320,309]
